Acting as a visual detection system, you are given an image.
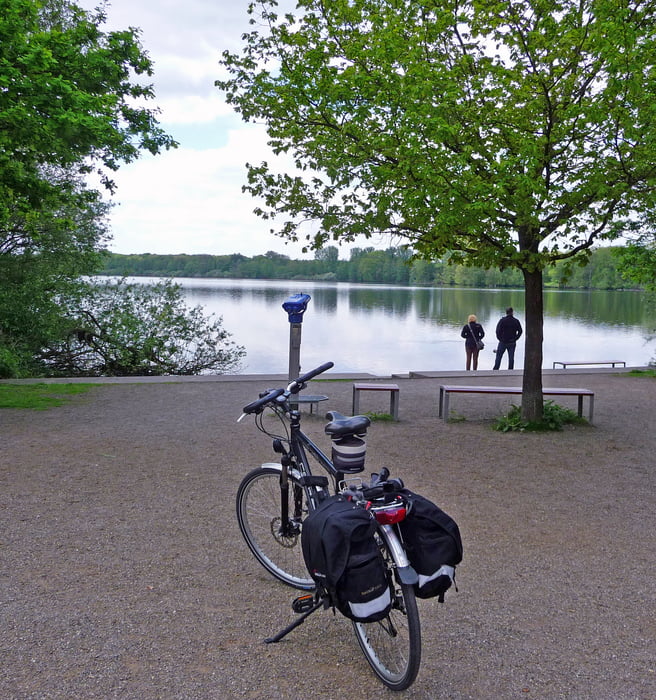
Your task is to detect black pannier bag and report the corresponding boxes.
[301,494,391,622]
[399,490,463,601]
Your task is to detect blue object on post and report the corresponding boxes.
[282,293,311,323]
[283,294,312,383]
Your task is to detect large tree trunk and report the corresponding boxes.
[521,268,544,422]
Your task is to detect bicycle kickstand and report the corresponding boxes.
[264,594,326,644]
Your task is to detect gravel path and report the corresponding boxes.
[1,371,655,699]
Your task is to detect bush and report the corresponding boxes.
[37,278,246,376]
[493,400,587,432]
[0,346,21,379]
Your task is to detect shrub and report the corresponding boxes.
[38,278,246,376]
[494,400,587,432]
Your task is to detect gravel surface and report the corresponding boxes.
[1,371,655,699]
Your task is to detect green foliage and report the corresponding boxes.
[493,401,587,432]
[0,183,111,376]
[0,345,22,379]
[0,382,96,410]
[0,0,177,377]
[38,279,246,377]
[0,0,175,209]
[615,243,656,292]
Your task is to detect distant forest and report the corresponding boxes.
[99,245,634,290]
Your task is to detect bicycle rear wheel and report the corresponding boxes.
[352,535,421,690]
[236,466,314,590]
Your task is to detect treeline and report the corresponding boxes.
[99,245,633,290]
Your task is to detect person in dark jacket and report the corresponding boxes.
[461,314,485,371]
[492,307,523,370]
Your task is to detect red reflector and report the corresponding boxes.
[374,506,407,525]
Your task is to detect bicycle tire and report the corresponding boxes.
[236,466,315,590]
[351,534,421,691]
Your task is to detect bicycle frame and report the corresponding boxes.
[273,406,335,529]
[269,405,418,581]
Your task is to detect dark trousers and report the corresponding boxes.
[465,346,480,371]
[493,342,516,370]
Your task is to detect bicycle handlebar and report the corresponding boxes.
[242,388,285,415]
[287,361,334,394]
[240,361,334,415]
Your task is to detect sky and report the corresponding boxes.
[76,0,373,260]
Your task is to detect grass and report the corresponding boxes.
[627,368,656,377]
[363,411,395,422]
[0,383,97,410]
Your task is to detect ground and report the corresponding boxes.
[1,371,655,699]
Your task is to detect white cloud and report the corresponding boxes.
[105,124,307,257]
[76,0,373,259]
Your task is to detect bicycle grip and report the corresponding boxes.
[291,361,334,390]
[242,388,284,414]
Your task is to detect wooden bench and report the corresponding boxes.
[295,395,328,414]
[553,360,626,369]
[352,383,400,421]
[438,384,594,422]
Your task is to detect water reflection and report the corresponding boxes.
[128,278,655,374]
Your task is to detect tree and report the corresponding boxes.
[0,0,174,207]
[315,245,339,265]
[39,279,246,376]
[218,0,656,420]
[616,238,656,292]
[0,0,176,376]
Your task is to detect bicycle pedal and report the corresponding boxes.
[292,594,315,614]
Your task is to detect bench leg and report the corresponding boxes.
[588,395,594,423]
[438,388,451,421]
[352,387,360,416]
[442,392,450,422]
[577,395,583,418]
[389,391,399,421]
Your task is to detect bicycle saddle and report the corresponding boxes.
[324,410,371,437]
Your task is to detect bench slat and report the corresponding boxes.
[438,384,594,422]
[352,383,400,391]
[553,361,625,369]
[440,385,593,395]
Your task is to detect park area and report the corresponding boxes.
[1,370,655,698]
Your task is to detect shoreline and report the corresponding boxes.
[0,364,650,385]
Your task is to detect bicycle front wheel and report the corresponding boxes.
[352,536,421,691]
[236,466,314,590]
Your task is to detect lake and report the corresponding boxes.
[129,278,656,375]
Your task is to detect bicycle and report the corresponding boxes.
[236,361,422,691]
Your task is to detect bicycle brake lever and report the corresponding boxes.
[237,413,248,423]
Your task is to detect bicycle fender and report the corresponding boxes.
[378,524,418,585]
[396,565,419,586]
[260,462,304,481]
